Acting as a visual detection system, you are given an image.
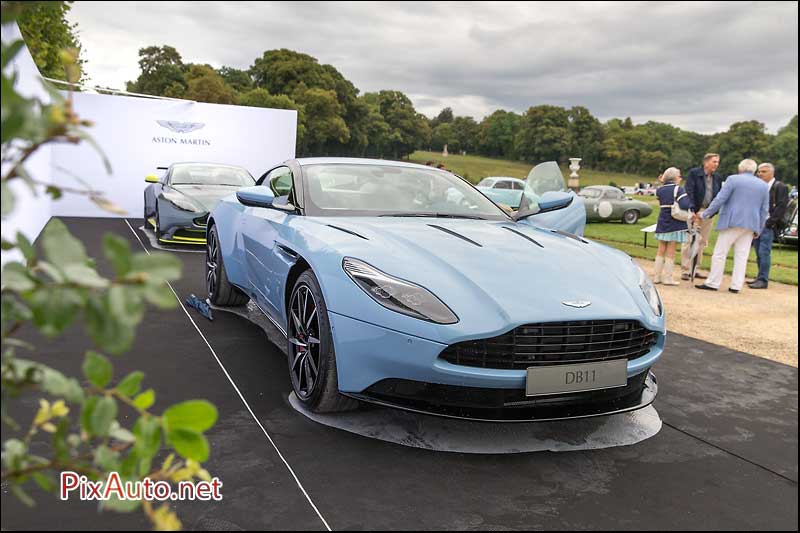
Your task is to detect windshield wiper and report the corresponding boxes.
[380,213,487,220]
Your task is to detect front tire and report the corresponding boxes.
[288,270,358,413]
[623,209,640,224]
[206,225,248,306]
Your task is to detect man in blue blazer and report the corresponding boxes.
[695,159,770,293]
[681,153,723,279]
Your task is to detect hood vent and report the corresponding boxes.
[503,226,544,248]
[427,224,482,247]
[327,224,369,240]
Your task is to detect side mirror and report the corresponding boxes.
[537,191,574,213]
[237,186,275,208]
[145,174,159,183]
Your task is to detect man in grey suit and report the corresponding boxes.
[695,159,769,293]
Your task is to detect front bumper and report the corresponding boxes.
[329,311,663,421]
[154,201,208,245]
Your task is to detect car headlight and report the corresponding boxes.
[343,258,458,324]
[634,262,662,317]
[163,192,202,212]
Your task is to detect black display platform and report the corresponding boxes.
[1,217,797,531]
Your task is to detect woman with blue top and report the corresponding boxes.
[654,167,691,285]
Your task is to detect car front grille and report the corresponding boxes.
[439,320,657,370]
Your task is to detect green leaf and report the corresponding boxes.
[143,284,178,308]
[130,252,182,284]
[90,396,117,437]
[1,40,25,69]
[103,234,132,277]
[167,429,209,462]
[85,293,135,355]
[1,181,14,217]
[10,485,35,507]
[62,263,110,289]
[107,285,144,326]
[1,262,35,292]
[163,400,217,433]
[132,389,155,410]
[1,293,32,329]
[25,287,84,336]
[109,421,135,443]
[116,371,144,397]
[40,218,88,266]
[12,359,84,403]
[32,471,55,492]
[45,185,62,200]
[80,396,98,435]
[15,232,35,263]
[102,494,141,513]
[94,444,120,471]
[133,416,162,459]
[82,351,112,388]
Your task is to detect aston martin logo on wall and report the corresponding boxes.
[562,300,591,308]
[156,120,205,134]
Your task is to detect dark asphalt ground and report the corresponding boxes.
[1,217,797,531]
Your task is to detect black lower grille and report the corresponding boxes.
[193,214,209,226]
[440,320,657,370]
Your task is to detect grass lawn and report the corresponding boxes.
[409,151,653,187]
[583,196,798,285]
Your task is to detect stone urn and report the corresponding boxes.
[568,157,582,191]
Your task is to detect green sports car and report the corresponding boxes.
[579,185,653,224]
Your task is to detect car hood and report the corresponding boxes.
[170,184,242,212]
[302,217,661,342]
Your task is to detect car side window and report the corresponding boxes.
[511,181,524,190]
[494,181,512,189]
[269,167,293,198]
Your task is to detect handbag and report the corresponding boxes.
[671,184,691,222]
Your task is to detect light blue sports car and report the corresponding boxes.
[206,158,664,421]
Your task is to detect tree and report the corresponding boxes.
[515,105,572,164]
[183,65,236,104]
[238,88,305,147]
[710,120,771,177]
[126,45,186,97]
[450,116,479,154]
[430,107,454,129]
[477,110,521,158]
[14,1,85,83]
[362,91,428,159]
[249,49,359,154]
[768,115,798,185]
[293,84,349,155]
[356,96,392,157]
[217,66,252,93]
[567,106,603,166]
[431,122,457,152]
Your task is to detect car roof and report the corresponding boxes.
[483,176,524,181]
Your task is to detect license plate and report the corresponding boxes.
[526,359,628,396]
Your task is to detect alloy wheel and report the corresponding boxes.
[206,230,218,297]
[288,284,321,399]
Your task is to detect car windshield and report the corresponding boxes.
[302,163,509,220]
[171,164,254,186]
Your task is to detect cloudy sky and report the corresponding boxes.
[68,1,798,134]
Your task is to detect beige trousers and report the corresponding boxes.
[706,227,755,291]
[681,209,715,273]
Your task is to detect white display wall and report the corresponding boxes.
[50,93,297,218]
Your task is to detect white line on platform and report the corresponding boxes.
[124,219,332,532]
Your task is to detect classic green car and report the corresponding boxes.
[579,185,653,224]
